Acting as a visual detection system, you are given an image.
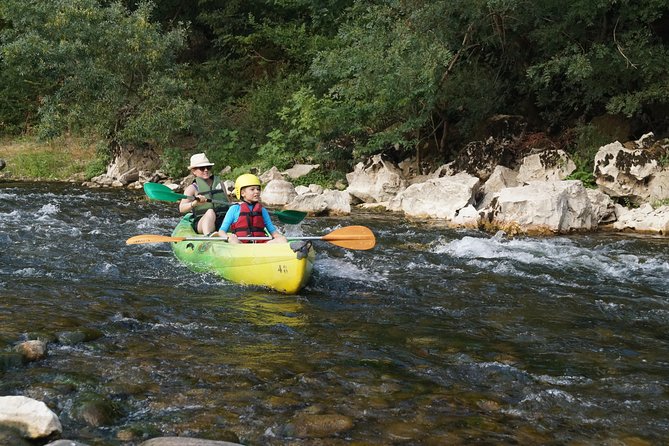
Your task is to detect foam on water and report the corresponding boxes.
[432,234,669,289]
[315,252,387,282]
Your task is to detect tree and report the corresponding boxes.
[0,0,195,153]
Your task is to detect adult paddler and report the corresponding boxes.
[179,153,229,235]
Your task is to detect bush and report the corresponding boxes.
[565,124,610,188]
[161,147,187,178]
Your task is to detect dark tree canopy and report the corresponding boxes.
[1,0,668,172]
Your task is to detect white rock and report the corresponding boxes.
[477,166,519,210]
[0,395,62,439]
[261,179,297,206]
[259,166,284,183]
[593,141,660,202]
[517,150,576,184]
[346,154,407,203]
[492,180,595,233]
[387,172,480,220]
[282,164,320,179]
[613,204,669,234]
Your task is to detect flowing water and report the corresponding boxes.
[1,181,668,445]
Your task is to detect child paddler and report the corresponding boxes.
[214,174,287,244]
[179,153,229,235]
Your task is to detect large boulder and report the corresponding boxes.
[613,204,669,234]
[346,154,407,203]
[0,396,62,439]
[261,179,297,206]
[286,190,352,215]
[387,172,480,220]
[477,165,519,210]
[593,141,661,204]
[490,180,596,234]
[259,166,284,183]
[451,137,516,182]
[106,146,160,185]
[516,149,576,184]
[586,188,617,224]
[648,170,669,204]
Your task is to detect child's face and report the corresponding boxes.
[241,185,261,202]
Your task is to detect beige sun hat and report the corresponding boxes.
[188,153,215,169]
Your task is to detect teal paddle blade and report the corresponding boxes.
[143,182,187,202]
[273,210,307,224]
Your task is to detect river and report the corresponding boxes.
[1,181,668,445]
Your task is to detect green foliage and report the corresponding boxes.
[84,158,108,181]
[0,0,194,148]
[84,141,112,180]
[3,0,669,178]
[652,198,669,208]
[565,124,611,188]
[160,147,187,178]
[291,169,346,189]
[309,1,453,158]
[10,150,84,180]
[196,128,241,170]
[525,1,669,124]
[256,87,337,169]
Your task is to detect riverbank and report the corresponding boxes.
[3,133,669,237]
[0,136,98,181]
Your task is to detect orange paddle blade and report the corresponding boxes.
[126,234,185,245]
[322,225,376,250]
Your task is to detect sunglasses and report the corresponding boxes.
[195,166,212,171]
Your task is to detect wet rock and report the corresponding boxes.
[388,172,480,220]
[72,394,120,427]
[139,437,243,445]
[55,328,103,345]
[45,440,91,446]
[613,203,669,234]
[0,395,62,439]
[0,351,24,371]
[492,180,596,234]
[0,425,32,446]
[15,340,47,362]
[291,413,354,438]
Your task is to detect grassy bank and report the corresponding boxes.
[0,136,101,181]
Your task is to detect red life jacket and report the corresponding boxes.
[230,202,268,243]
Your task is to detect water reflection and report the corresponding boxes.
[234,293,306,327]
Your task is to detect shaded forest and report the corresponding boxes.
[1,0,668,179]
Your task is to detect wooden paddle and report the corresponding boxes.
[126,225,376,250]
[143,182,307,225]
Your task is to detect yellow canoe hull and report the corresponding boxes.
[170,216,314,294]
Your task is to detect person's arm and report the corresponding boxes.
[261,208,278,235]
[219,204,240,233]
[179,185,198,213]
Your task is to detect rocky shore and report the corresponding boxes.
[80,129,669,236]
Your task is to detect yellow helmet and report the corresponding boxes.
[234,174,261,199]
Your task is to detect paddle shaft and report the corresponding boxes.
[143,182,306,224]
[126,225,376,250]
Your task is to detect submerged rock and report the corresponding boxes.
[290,413,354,438]
[139,437,243,445]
